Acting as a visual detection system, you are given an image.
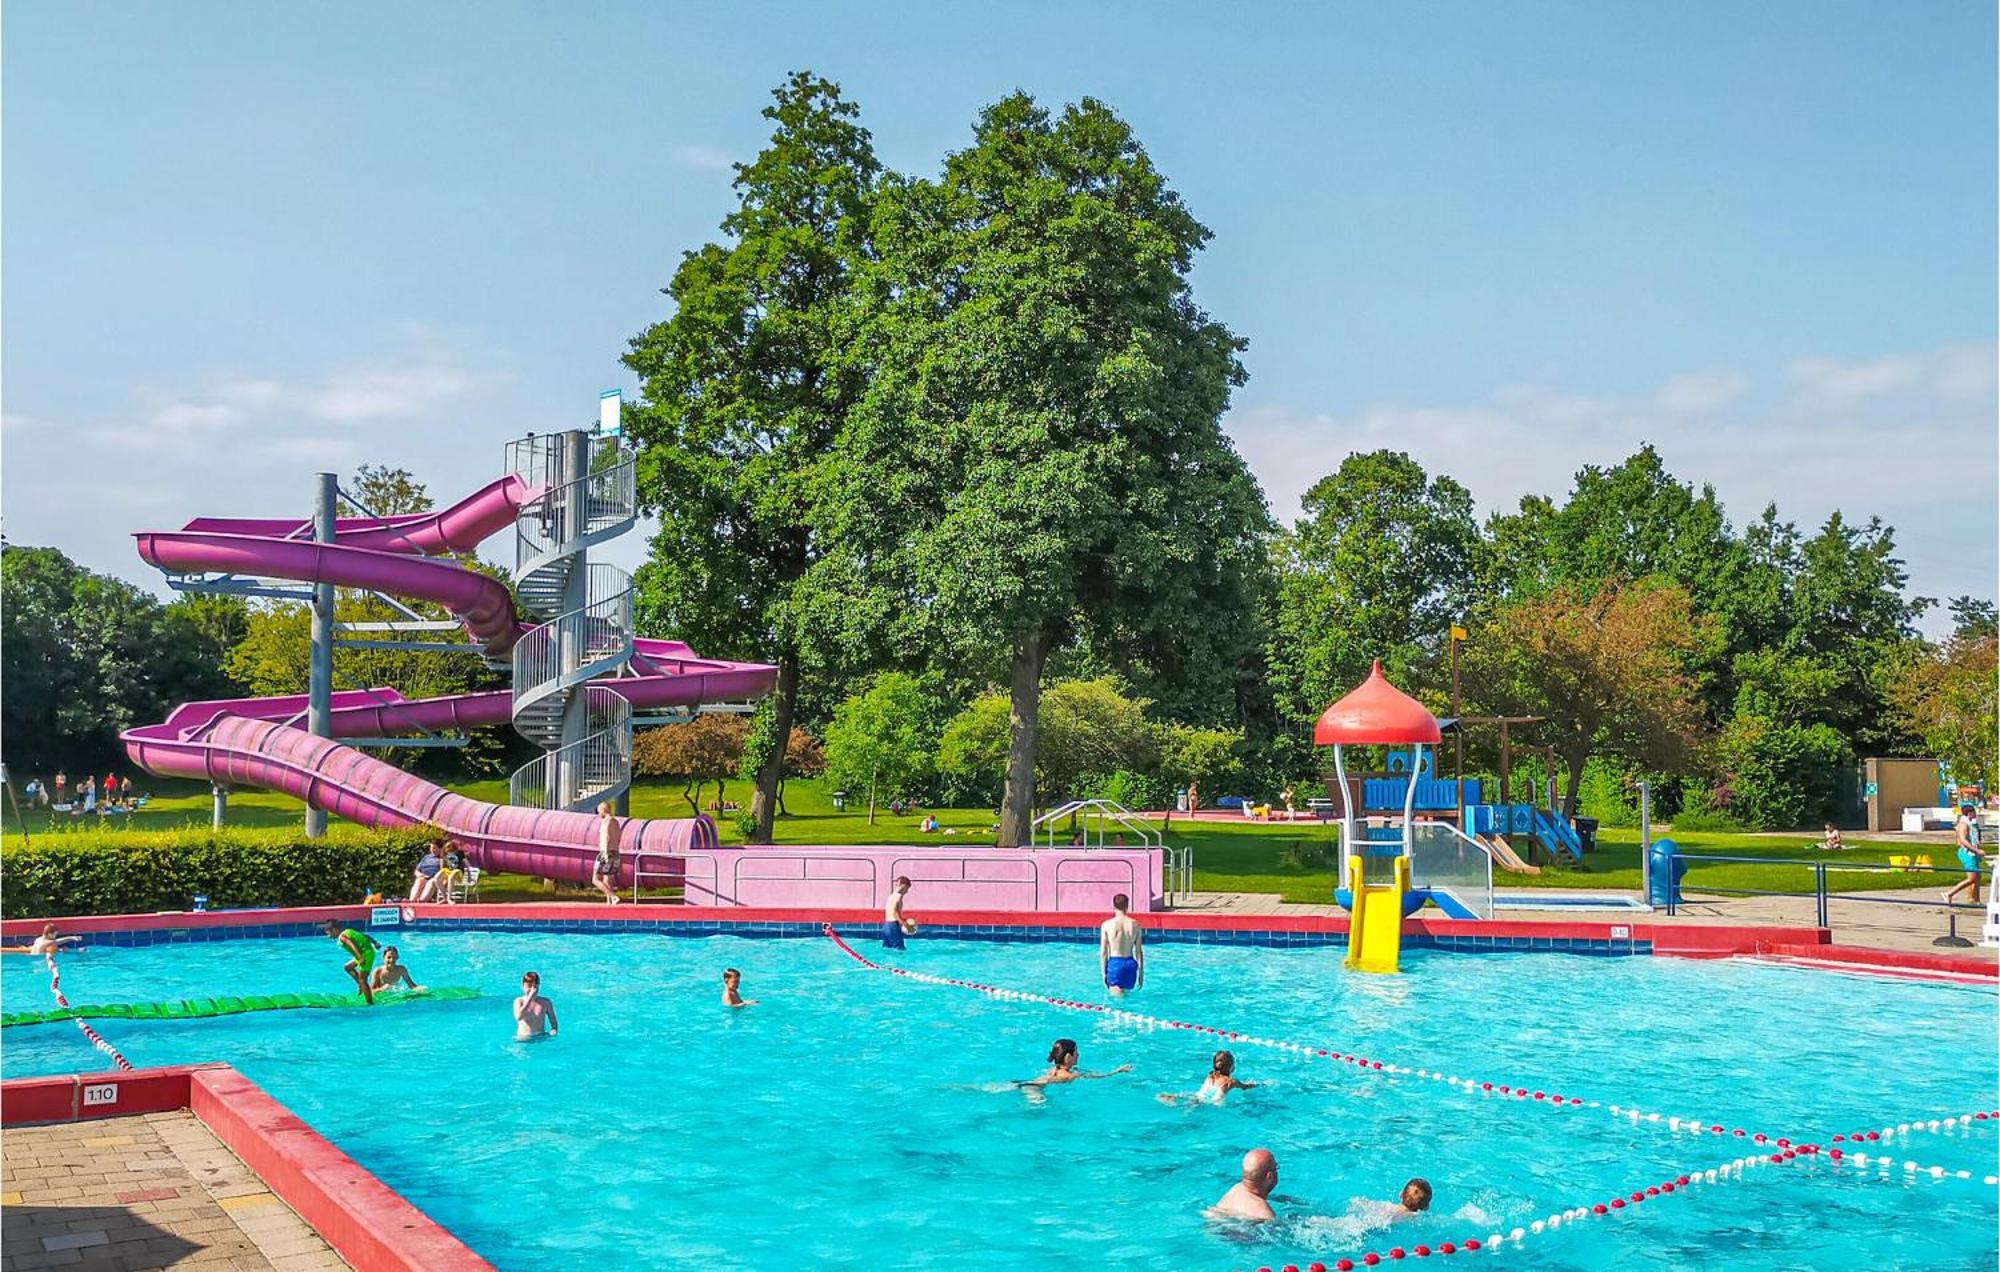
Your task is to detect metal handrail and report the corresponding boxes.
[510,564,634,732]
[505,431,639,815]
[1030,798,1165,847]
[1665,850,1991,930]
[508,684,633,811]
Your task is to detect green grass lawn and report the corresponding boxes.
[9,776,1949,907]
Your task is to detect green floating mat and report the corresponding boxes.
[1,985,479,1028]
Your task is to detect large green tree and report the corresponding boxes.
[0,547,243,774]
[825,673,936,823]
[1268,450,1476,725]
[1462,578,1717,815]
[625,71,882,844]
[814,92,1268,845]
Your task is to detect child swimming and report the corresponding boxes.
[1020,1038,1131,1104]
[1163,1049,1259,1105]
[721,967,756,1008]
[368,945,423,993]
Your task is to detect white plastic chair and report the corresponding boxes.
[442,865,482,904]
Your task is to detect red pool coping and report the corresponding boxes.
[1750,942,1998,981]
[5,900,1827,958]
[0,1062,491,1272]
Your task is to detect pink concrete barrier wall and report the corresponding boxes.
[668,846,1165,913]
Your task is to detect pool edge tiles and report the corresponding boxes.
[0,1062,492,1272]
[5,903,1992,977]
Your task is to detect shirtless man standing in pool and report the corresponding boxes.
[882,877,917,951]
[1099,893,1144,995]
[513,971,558,1040]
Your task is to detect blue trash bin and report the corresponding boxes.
[1647,837,1685,906]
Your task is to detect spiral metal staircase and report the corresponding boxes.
[503,431,638,812]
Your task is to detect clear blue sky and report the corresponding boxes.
[5,2,1993,625]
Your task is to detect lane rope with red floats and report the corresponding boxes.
[1255,1146,1822,1272]
[45,951,134,1072]
[819,926,1992,1153]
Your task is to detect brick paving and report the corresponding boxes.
[2,1111,346,1270]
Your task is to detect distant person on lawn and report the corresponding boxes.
[593,802,623,905]
[1819,824,1844,852]
[1945,805,1988,907]
[53,771,66,805]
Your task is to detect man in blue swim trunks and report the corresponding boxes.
[1099,893,1145,994]
[883,876,916,950]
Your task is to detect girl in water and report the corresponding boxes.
[1022,1038,1130,1103]
[1161,1050,1258,1105]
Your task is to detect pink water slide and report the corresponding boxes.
[123,477,775,885]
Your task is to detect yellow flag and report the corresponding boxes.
[1450,625,1469,642]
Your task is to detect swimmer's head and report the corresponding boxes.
[321,920,342,935]
[722,968,741,984]
[1242,1148,1278,1196]
[382,946,400,964]
[1111,893,1129,913]
[40,923,57,938]
[1048,1038,1079,1068]
[1212,1050,1235,1076]
[598,801,612,816]
[894,876,911,893]
[521,971,540,993]
[1401,1178,1433,1212]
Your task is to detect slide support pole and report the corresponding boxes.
[305,471,336,839]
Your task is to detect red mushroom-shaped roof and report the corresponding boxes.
[1313,661,1442,745]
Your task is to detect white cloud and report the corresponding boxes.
[4,331,518,575]
[1228,340,1998,633]
[670,144,734,172]
[1655,369,1749,414]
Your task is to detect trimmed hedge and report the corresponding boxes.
[1,825,433,919]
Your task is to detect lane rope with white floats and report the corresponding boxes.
[45,951,134,1072]
[821,925,1999,1266]
[1255,1146,1822,1271]
[820,926,1995,1154]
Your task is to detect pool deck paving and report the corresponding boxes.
[1176,889,1999,964]
[1,1111,346,1271]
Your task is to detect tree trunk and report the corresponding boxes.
[1561,748,1588,819]
[867,773,876,825]
[996,633,1048,848]
[682,780,698,815]
[747,656,798,844]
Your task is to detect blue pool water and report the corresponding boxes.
[5,931,1995,1269]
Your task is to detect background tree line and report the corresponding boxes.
[623,70,1992,838]
[4,73,1989,837]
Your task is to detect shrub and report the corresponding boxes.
[1667,785,1744,833]
[1574,759,1642,828]
[1717,713,1851,830]
[1,825,431,919]
[1081,769,1173,812]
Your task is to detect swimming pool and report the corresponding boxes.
[5,929,1995,1268]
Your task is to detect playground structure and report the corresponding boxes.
[125,421,780,885]
[1318,663,1501,973]
[1333,730,1587,872]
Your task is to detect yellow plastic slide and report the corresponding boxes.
[1343,853,1409,974]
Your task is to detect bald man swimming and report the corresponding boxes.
[1208,1148,1279,1222]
